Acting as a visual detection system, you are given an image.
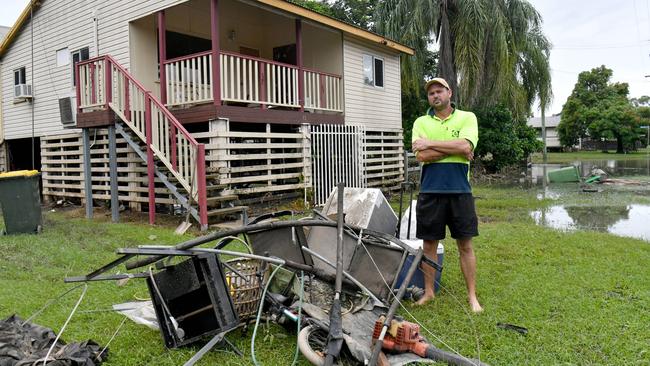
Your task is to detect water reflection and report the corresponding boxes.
[531,204,650,242]
[565,206,630,230]
[531,158,650,181]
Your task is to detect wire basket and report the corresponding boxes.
[224,257,263,320]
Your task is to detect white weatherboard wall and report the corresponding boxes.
[342,35,402,130]
[1,0,187,140]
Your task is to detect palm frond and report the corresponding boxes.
[374,0,552,117]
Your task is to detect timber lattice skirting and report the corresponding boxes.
[40,123,404,213]
[41,131,175,208]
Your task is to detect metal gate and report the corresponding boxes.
[311,124,366,206]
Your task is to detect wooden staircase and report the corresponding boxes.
[76,55,245,230]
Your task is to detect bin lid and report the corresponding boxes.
[0,170,40,180]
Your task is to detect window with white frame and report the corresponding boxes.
[71,47,90,86]
[14,67,26,86]
[362,54,384,88]
[56,48,70,66]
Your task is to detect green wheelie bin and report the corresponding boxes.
[0,170,42,234]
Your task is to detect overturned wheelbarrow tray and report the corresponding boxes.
[547,166,580,183]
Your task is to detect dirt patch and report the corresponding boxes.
[45,204,204,233]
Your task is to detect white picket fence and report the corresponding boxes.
[311,124,366,205]
[311,125,405,205]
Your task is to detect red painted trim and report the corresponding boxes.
[90,63,97,104]
[259,62,266,109]
[171,104,344,125]
[158,11,167,105]
[302,67,341,79]
[319,74,326,109]
[171,124,177,170]
[105,55,149,91]
[85,52,319,76]
[161,50,341,111]
[104,58,112,109]
[220,50,299,70]
[163,50,212,65]
[103,55,197,146]
[75,61,81,113]
[196,145,208,229]
[145,93,155,225]
[124,79,130,122]
[76,109,116,128]
[103,61,198,142]
[77,56,107,67]
[79,55,212,229]
[221,50,342,79]
[149,97,198,145]
[210,0,221,105]
[296,19,304,111]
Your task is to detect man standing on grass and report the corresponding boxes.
[411,77,483,312]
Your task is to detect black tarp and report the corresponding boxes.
[0,315,106,366]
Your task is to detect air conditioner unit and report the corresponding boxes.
[14,84,32,99]
[59,97,75,127]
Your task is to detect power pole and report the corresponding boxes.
[541,108,547,163]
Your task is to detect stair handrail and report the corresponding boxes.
[75,55,208,229]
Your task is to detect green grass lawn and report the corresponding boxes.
[1,188,649,365]
[531,148,650,163]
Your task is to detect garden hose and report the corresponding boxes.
[251,266,305,366]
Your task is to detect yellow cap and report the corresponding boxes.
[425,77,450,91]
[0,170,39,179]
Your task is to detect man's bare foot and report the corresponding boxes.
[469,298,483,313]
[415,293,435,305]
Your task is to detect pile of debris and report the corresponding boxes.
[23,185,486,366]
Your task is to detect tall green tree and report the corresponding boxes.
[330,0,378,30]
[473,105,542,172]
[290,0,378,29]
[374,0,553,119]
[403,49,439,148]
[631,96,650,147]
[637,105,650,148]
[289,0,336,16]
[292,0,436,149]
[630,95,650,107]
[559,66,642,153]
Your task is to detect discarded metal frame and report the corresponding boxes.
[65,199,445,366]
[112,247,382,307]
[67,220,442,284]
[145,253,239,349]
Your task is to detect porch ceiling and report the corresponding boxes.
[158,0,413,56]
[252,0,414,55]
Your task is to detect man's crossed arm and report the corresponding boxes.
[412,138,474,163]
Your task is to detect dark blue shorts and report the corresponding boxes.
[416,193,479,241]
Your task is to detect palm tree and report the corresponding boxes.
[375,0,552,118]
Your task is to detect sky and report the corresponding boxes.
[1,0,649,116]
[0,1,26,31]
[528,0,650,116]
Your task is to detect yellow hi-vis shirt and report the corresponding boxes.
[412,107,479,193]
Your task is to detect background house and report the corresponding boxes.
[527,114,643,152]
[527,114,562,151]
[0,0,413,228]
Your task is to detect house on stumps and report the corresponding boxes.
[0,0,413,230]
